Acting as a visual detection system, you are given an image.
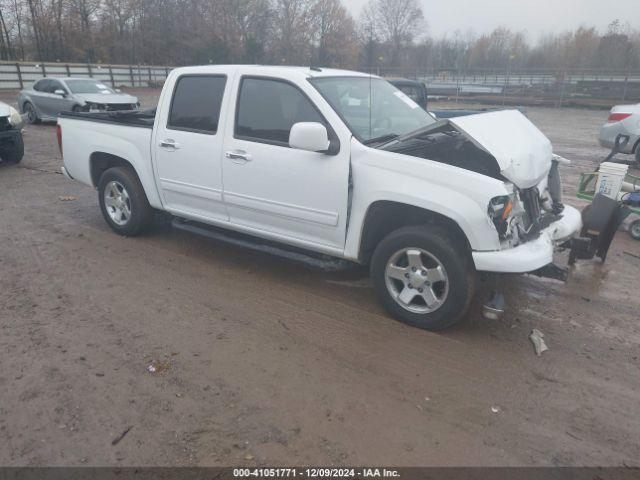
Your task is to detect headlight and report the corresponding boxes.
[488,195,515,237]
[8,106,22,127]
[84,102,106,112]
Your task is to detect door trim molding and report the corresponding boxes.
[160,178,223,202]
[224,191,339,226]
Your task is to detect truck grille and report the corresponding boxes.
[520,187,542,232]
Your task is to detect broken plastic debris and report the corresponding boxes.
[491,406,502,414]
[58,195,77,201]
[529,329,549,356]
[146,361,170,374]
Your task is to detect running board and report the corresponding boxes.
[171,218,356,272]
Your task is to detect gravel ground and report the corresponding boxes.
[1,89,639,467]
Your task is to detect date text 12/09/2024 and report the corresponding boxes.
[233,468,401,478]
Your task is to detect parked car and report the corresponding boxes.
[57,65,583,331]
[387,77,526,119]
[599,103,640,165]
[19,77,139,123]
[0,101,24,163]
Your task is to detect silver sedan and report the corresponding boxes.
[599,103,640,165]
[18,77,139,123]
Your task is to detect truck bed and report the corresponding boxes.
[59,108,156,128]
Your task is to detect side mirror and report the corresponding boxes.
[54,89,66,97]
[289,122,330,153]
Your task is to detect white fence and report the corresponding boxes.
[0,61,173,90]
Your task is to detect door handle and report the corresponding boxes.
[159,139,181,150]
[225,150,251,163]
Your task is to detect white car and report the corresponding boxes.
[57,65,582,331]
[599,103,640,165]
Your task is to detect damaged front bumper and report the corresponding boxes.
[472,205,582,273]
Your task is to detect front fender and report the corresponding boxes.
[344,141,509,259]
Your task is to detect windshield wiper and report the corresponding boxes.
[364,133,399,146]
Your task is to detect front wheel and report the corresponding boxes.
[630,220,640,241]
[1,134,24,163]
[23,102,40,124]
[98,166,154,236]
[371,226,475,331]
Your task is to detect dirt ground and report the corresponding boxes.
[1,89,639,467]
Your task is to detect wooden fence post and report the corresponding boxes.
[15,63,23,89]
[109,65,115,87]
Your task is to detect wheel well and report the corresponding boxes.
[90,152,135,187]
[359,201,471,264]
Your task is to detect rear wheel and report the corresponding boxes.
[23,102,40,124]
[371,225,475,331]
[97,166,153,236]
[635,144,640,167]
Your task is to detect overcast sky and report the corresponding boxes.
[345,0,640,41]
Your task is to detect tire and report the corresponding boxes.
[0,133,24,163]
[371,225,475,331]
[72,105,83,113]
[635,145,640,168]
[23,102,40,124]
[630,220,640,241]
[97,166,154,236]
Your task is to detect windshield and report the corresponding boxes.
[65,79,115,94]
[310,77,436,144]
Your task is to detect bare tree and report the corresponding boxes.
[361,0,424,66]
[310,0,357,67]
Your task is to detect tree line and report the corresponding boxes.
[0,0,638,72]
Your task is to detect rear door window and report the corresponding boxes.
[167,75,227,134]
[235,77,324,145]
[34,79,50,92]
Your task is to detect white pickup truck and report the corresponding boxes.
[58,65,582,331]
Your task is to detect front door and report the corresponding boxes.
[153,74,229,222]
[39,79,72,118]
[221,76,350,251]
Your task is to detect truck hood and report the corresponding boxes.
[448,110,552,189]
[0,101,10,117]
[385,110,553,189]
[76,93,138,105]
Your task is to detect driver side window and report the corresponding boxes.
[235,77,325,146]
[47,80,64,94]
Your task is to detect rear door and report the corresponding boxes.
[153,73,230,222]
[221,74,351,251]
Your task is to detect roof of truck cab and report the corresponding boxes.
[171,65,378,79]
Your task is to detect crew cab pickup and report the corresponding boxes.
[58,65,582,331]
